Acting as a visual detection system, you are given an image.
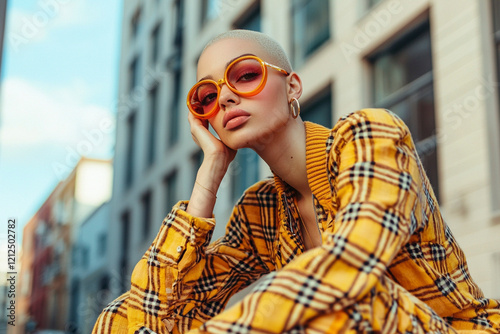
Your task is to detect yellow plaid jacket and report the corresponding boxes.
[93,109,500,333]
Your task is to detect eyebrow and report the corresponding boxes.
[198,53,256,82]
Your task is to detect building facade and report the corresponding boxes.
[69,202,114,334]
[14,158,112,333]
[16,217,37,334]
[108,0,500,307]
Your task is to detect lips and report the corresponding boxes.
[222,109,251,129]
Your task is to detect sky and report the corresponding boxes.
[0,0,122,271]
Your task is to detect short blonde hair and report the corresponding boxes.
[203,30,293,73]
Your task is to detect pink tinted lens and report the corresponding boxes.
[227,58,264,93]
[190,82,218,115]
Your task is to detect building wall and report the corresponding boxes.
[70,202,112,334]
[14,158,112,332]
[109,0,500,305]
[14,217,36,334]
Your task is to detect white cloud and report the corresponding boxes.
[6,0,95,50]
[0,77,115,157]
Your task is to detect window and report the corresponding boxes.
[141,191,152,238]
[292,0,331,66]
[201,0,219,26]
[369,22,439,200]
[301,86,333,128]
[131,8,142,38]
[164,171,178,214]
[168,69,181,145]
[71,245,79,267]
[98,234,107,255]
[234,2,261,31]
[81,247,89,269]
[167,0,184,146]
[231,149,260,203]
[492,0,500,137]
[367,0,383,9]
[120,211,130,293]
[151,23,162,64]
[69,279,80,329]
[125,112,136,188]
[491,0,500,211]
[129,56,140,93]
[191,150,203,188]
[147,85,159,166]
[494,252,500,298]
[98,275,110,310]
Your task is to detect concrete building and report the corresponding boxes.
[16,158,112,333]
[15,217,37,334]
[108,0,500,306]
[69,202,114,334]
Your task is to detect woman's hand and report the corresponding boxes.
[188,112,237,170]
[186,112,237,217]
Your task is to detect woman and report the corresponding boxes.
[93,30,500,333]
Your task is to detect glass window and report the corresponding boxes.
[369,22,439,200]
[367,0,383,9]
[231,148,260,203]
[168,70,181,146]
[129,56,140,93]
[168,0,184,147]
[234,2,261,31]
[292,0,331,66]
[120,211,130,293]
[164,171,178,214]
[82,247,89,269]
[141,191,152,238]
[147,85,159,166]
[125,112,136,188]
[493,0,500,33]
[372,28,432,103]
[98,234,107,255]
[301,86,333,128]
[131,8,142,38]
[490,0,500,211]
[201,0,219,25]
[492,0,500,129]
[191,150,203,188]
[151,23,162,64]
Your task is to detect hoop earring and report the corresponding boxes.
[289,97,300,119]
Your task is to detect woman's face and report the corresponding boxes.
[196,38,293,151]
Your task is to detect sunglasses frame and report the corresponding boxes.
[187,55,289,119]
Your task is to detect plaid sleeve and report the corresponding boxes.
[94,194,271,334]
[191,109,422,333]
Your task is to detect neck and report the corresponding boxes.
[255,118,311,197]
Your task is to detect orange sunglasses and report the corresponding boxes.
[187,55,289,119]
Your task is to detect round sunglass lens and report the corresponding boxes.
[227,58,264,93]
[190,82,218,115]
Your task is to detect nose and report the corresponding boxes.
[218,81,239,110]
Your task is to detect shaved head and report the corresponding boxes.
[203,30,293,73]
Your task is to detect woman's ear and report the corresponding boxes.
[287,72,303,100]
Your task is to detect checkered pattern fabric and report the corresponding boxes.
[92,109,500,334]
